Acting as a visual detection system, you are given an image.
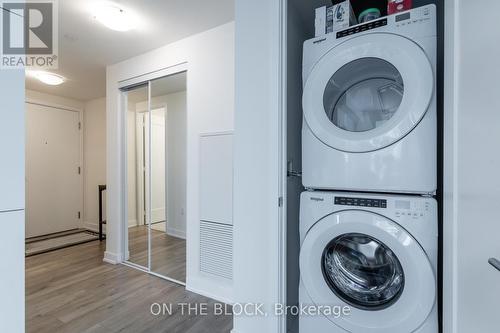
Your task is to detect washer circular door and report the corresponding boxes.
[300,210,436,333]
[303,33,434,152]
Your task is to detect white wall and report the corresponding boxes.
[106,23,234,302]
[166,91,187,238]
[83,97,107,232]
[26,89,84,111]
[233,0,285,332]
[443,1,500,332]
[0,69,25,333]
[127,104,138,227]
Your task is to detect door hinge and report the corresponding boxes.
[78,211,81,219]
[287,160,302,178]
[78,166,81,174]
[278,196,283,207]
[78,122,81,130]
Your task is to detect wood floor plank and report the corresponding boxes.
[128,225,187,282]
[26,240,232,333]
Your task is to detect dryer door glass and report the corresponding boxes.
[322,233,404,310]
[324,58,404,133]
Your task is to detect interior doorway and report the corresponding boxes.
[122,70,187,285]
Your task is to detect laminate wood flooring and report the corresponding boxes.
[128,225,186,282]
[26,240,232,333]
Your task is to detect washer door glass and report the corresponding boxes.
[322,233,404,310]
[325,58,404,133]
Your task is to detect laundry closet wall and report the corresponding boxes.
[106,22,235,302]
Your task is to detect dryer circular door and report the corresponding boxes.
[300,210,436,333]
[302,33,434,152]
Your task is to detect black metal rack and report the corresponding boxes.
[98,185,106,241]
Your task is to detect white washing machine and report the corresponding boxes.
[299,191,438,333]
[302,5,437,194]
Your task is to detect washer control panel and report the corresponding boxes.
[332,195,433,221]
[334,196,387,208]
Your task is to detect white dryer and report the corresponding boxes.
[299,191,438,333]
[302,5,437,194]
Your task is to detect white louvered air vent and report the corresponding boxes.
[200,220,233,280]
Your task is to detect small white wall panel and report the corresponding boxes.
[0,70,24,212]
[199,133,233,225]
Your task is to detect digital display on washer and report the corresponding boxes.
[336,18,388,39]
[396,12,411,22]
[335,196,387,208]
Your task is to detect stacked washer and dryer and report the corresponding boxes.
[299,5,438,333]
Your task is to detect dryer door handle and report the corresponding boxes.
[488,258,500,272]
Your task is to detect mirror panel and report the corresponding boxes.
[149,73,187,282]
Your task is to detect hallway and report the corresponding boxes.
[26,241,231,333]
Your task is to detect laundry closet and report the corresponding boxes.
[284,1,444,332]
[234,1,500,333]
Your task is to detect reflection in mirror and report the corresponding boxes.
[125,83,149,268]
[150,72,187,282]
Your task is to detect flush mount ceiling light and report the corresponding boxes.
[27,70,65,86]
[93,4,136,31]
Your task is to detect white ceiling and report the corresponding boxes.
[25,0,234,101]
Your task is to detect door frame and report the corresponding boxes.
[25,98,84,235]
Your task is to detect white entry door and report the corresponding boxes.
[25,103,81,238]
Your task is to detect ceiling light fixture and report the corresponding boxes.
[93,4,136,31]
[27,70,65,86]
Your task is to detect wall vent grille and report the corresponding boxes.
[200,220,233,280]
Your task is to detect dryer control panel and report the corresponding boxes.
[334,4,435,40]
[334,196,387,208]
[394,199,431,220]
[336,18,387,39]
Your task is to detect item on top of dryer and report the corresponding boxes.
[315,1,357,37]
[302,4,437,194]
[358,8,381,23]
[388,0,413,15]
[299,191,438,333]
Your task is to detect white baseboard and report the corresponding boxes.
[167,226,186,239]
[103,251,122,265]
[83,221,103,233]
[186,273,234,305]
[128,219,137,227]
[186,284,233,305]
[151,207,165,222]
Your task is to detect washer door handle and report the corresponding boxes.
[488,258,500,271]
